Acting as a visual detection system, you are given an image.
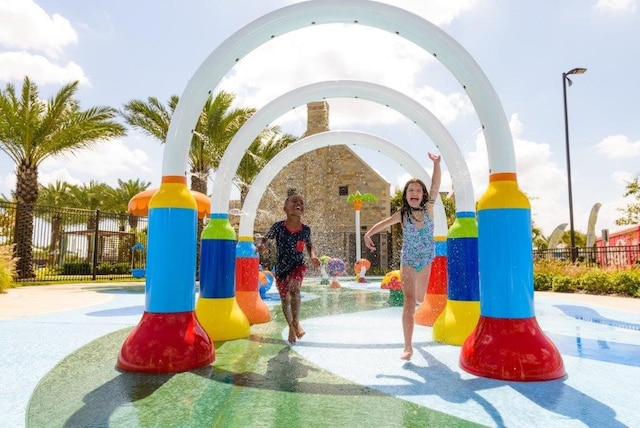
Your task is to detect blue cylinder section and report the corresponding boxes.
[447,238,479,301]
[146,207,197,313]
[236,240,256,257]
[446,213,479,301]
[478,208,534,318]
[199,214,237,299]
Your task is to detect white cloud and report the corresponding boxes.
[464,114,569,235]
[593,0,638,14]
[38,168,83,188]
[0,0,77,58]
[219,21,473,132]
[40,139,152,186]
[221,24,431,108]
[595,135,640,159]
[0,51,89,85]
[0,172,16,197]
[612,170,636,185]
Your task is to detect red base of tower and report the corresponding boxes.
[460,315,565,381]
[117,311,214,373]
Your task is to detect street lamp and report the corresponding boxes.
[562,67,587,262]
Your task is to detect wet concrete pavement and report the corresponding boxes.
[1,280,639,427]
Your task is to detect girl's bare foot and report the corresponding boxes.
[288,328,297,344]
[296,325,305,339]
[400,349,413,360]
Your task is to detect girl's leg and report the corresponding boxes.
[281,290,297,343]
[400,265,418,359]
[415,263,432,303]
[289,279,305,338]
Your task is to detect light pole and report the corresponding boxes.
[562,67,587,262]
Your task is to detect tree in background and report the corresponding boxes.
[121,91,254,197]
[0,77,126,278]
[103,178,152,230]
[38,181,73,265]
[616,176,640,226]
[235,129,297,205]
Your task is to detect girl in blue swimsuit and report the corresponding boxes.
[364,153,441,360]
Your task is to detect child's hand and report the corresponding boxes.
[364,234,376,251]
[311,256,321,269]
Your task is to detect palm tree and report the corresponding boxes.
[235,130,297,204]
[0,77,126,278]
[121,91,256,196]
[103,178,152,230]
[38,181,72,265]
[102,179,151,265]
[65,181,111,262]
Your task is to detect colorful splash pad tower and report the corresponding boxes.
[117,0,565,381]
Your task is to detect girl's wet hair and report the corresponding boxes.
[400,178,428,221]
[285,187,301,204]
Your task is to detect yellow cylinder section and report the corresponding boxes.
[196,297,250,342]
[432,299,480,346]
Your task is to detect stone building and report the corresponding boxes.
[250,101,396,273]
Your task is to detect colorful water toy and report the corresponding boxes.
[353,258,371,283]
[326,257,346,288]
[259,269,275,299]
[319,255,331,285]
[381,270,403,306]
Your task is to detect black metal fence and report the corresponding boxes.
[533,245,640,268]
[1,201,148,282]
[3,199,637,282]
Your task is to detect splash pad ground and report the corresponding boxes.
[1,279,639,427]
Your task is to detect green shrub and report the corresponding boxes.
[533,272,553,291]
[611,271,640,297]
[577,271,612,295]
[96,262,130,275]
[552,275,575,293]
[0,244,17,293]
[62,262,92,275]
[35,265,63,279]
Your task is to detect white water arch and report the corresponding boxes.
[162,0,514,186]
[238,130,447,238]
[211,80,475,214]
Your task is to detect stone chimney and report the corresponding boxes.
[303,101,329,137]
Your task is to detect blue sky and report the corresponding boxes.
[1,0,639,238]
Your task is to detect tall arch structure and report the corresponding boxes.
[212,80,474,214]
[238,131,446,237]
[120,0,564,381]
[219,81,480,336]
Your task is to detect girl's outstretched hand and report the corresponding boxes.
[364,234,376,251]
[428,152,441,163]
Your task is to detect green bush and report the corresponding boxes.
[611,271,640,297]
[96,262,130,275]
[577,271,612,295]
[0,244,17,293]
[62,262,92,275]
[552,275,575,293]
[533,272,554,291]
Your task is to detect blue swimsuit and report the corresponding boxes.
[401,210,435,271]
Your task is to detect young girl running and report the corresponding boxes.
[363,152,441,360]
[258,191,320,344]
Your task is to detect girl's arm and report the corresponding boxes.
[363,210,402,251]
[428,152,441,201]
[307,241,321,268]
